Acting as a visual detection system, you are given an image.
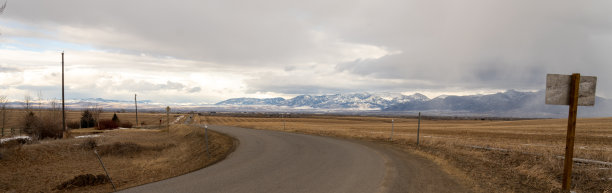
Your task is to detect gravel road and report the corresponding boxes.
[120,125,469,193]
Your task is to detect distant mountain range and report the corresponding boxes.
[5,91,610,118]
[216,90,612,118]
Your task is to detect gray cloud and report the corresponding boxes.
[0,66,21,72]
[188,87,201,93]
[2,0,612,99]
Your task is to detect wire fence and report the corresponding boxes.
[1,127,24,138]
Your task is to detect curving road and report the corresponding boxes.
[120,125,469,193]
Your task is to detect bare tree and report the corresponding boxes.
[22,95,38,137]
[91,104,103,128]
[23,94,32,112]
[37,91,43,114]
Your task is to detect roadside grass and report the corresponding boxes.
[205,115,612,193]
[0,124,235,192]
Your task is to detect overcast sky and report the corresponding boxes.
[1,0,611,104]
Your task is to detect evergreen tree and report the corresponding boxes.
[112,113,120,123]
[80,110,96,128]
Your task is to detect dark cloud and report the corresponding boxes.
[2,0,612,98]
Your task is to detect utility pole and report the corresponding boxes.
[135,93,138,127]
[61,51,66,135]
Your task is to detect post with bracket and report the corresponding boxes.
[389,119,394,141]
[204,124,210,158]
[416,112,421,146]
[545,73,597,192]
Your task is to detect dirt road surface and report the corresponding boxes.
[120,125,469,193]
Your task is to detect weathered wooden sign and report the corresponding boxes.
[546,74,597,106]
[545,73,597,192]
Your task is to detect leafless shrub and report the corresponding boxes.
[120,121,133,128]
[22,99,63,139]
[80,138,97,150]
[0,137,30,149]
[67,121,80,129]
[92,104,103,128]
[97,142,142,156]
[56,174,109,190]
[97,119,118,130]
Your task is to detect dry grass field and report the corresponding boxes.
[0,109,177,128]
[205,114,612,193]
[0,120,235,192]
[1,109,180,136]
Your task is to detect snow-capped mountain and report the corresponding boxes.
[216,90,612,118]
[216,93,430,110]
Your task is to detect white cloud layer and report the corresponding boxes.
[1,0,611,104]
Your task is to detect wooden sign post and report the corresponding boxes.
[545,73,597,192]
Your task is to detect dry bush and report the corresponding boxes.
[0,138,31,149]
[67,121,80,129]
[21,111,39,134]
[97,142,142,156]
[80,138,97,150]
[55,174,109,190]
[21,99,64,139]
[97,119,119,130]
[120,122,133,128]
[35,113,63,139]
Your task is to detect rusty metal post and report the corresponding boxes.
[389,119,394,141]
[417,112,421,146]
[562,73,580,192]
[94,149,116,192]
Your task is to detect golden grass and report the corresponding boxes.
[205,115,612,192]
[0,123,235,192]
[1,110,184,136]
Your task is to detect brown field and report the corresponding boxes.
[0,118,235,192]
[205,114,612,193]
[1,109,179,136]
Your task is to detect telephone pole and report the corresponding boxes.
[62,51,66,134]
[135,93,138,127]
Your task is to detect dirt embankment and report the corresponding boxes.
[0,124,235,193]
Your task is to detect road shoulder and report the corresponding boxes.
[353,140,473,193]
